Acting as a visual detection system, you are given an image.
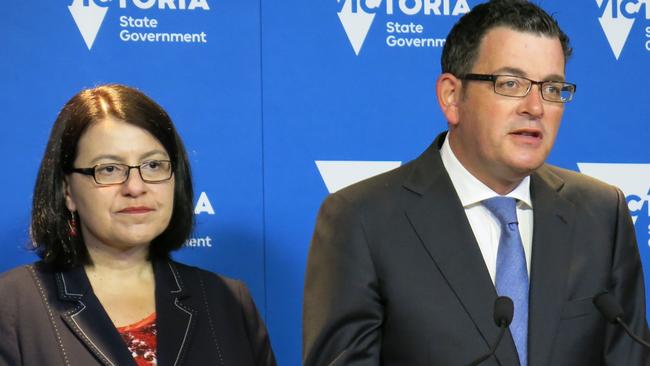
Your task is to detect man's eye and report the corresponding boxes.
[544,84,561,95]
[500,80,520,89]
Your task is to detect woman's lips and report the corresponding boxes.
[118,207,154,214]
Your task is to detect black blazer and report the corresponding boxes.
[303,133,650,365]
[0,259,276,366]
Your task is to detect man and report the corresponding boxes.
[302,1,650,365]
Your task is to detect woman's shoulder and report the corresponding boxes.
[166,260,249,302]
[0,263,37,290]
[161,260,275,363]
[0,263,45,315]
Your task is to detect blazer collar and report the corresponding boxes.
[527,166,576,366]
[56,265,137,366]
[154,260,197,366]
[403,132,520,366]
[402,132,448,196]
[54,259,197,366]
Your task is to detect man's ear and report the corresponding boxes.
[63,177,77,212]
[436,73,462,127]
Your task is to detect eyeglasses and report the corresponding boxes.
[459,74,577,103]
[70,160,173,185]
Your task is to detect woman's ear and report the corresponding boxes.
[63,177,77,212]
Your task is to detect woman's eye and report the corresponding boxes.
[97,165,121,174]
[143,161,161,170]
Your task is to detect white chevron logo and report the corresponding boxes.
[337,0,379,55]
[577,163,650,224]
[316,160,401,193]
[595,0,645,59]
[69,0,109,50]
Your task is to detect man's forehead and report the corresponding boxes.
[473,26,565,78]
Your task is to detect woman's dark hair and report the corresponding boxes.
[441,0,572,77]
[31,84,194,270]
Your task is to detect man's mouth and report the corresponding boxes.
[510,129,542,139]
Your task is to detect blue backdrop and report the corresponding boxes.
[1,1,649,364]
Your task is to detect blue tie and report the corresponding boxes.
[483,197,528,366]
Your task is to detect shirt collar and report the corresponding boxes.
[440,133,532,209]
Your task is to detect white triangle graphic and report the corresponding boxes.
[597,0,635,60]
[577,163,650,224]
[69,0,108,50]
[316,160,401,193]
[337,0,377,55]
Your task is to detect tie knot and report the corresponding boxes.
[483,196,518,225]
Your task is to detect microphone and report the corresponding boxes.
[467,296,514,366]
[593,292,650,349]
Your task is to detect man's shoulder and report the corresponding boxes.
[332,159,419,204]
[324,137,446,208]
[537,164,621,203]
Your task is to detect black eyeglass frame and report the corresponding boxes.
[69,160,174,185]
[459,73,577,103]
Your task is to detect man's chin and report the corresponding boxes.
[508,149,549,171]
[508,160,546,178]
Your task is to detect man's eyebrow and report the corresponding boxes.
[493,67,526,77]
[493,67,566,82]
[544,73,566,82]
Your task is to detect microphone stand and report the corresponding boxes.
[615,317,650,348]
[467,322,508,366]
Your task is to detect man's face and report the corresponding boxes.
[448,27,566,193]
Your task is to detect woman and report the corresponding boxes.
[0,84,276,366]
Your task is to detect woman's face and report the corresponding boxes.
[64,117,175,253]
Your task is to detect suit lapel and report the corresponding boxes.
[56,267,137,366]
[155,260,197,366]
[527,167,576,366]
[403,134,519,365]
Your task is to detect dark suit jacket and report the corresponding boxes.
[0,259,276,366]
[303,133,650,366]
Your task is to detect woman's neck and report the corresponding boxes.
[83,241,157,327]
[84,241,153,282]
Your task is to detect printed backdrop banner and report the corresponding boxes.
[1,1,649,364]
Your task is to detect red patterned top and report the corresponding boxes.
[117,313,158,366]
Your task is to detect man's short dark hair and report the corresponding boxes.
[31,84,194,270]
[442,0,572,76]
